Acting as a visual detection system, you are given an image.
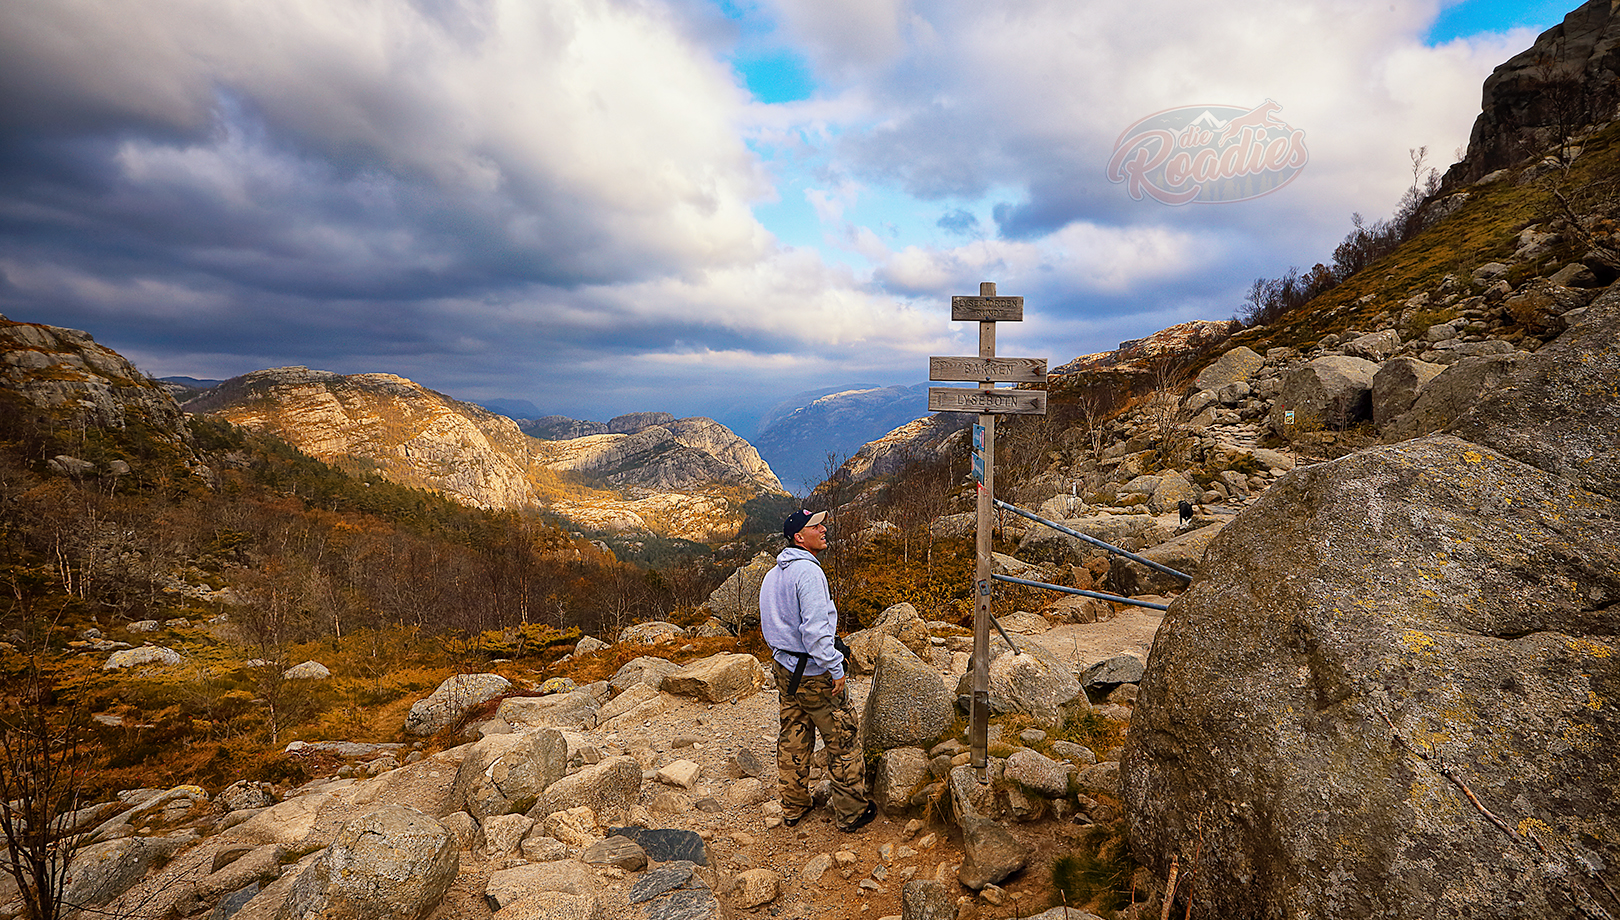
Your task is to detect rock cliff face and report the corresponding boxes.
[187,368,540,511]
[539,417,782,494]
[0,316,192,449]
[1446,0,1620,184]
[187,368,786,540]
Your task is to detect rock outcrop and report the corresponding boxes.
[1124,291,1620,918]
[1445,0,1620,185]
[186,368,787,540]
[1,318,194,451]
[187,368,542,511]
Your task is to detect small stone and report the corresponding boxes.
[656,759,702,789]
[799,853,833,883]
[917,833,937,849]
[732,868,780,908]
[872,865,889,881]
[859,879,881,891]
[981,884,1006,906]
[650,790,686,813]
[520,835,567,861]
[902,819,925,840]
[582,835,648,871]
[694,797,723,813]
[732,747,765,778]
[835,850,858,867]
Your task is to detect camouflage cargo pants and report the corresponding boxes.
[772,660,869,826]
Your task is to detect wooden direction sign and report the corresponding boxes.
[930,355,1047,383]
[928,387,1047,415]
[951,296,1023,322]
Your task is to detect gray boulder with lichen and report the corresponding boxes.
[1125,285,1620,919]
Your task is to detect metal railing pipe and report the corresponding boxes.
[991,574,1172,611]
[992,498,1192,584]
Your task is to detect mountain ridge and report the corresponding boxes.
[184,367,787,542]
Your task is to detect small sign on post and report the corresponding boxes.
[926,282,1047,782]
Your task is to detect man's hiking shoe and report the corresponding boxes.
[783,810,810,827]
[838,802,877,833]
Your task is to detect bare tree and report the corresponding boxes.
[0,584,88,920]
[1145,359,1194,470]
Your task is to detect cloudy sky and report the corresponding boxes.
[0,0,1575,434]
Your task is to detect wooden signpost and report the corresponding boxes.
[927,282,1047,781]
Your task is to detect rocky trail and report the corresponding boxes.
[62,601,1166,920]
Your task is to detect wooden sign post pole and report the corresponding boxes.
[971,283,996,779]
[926,281,1044,783]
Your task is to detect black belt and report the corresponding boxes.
[777,637,851,697]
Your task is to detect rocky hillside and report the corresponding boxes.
[186,367,543,510]
[0,315,195,455]
[185,369,787,543]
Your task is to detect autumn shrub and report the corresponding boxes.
[1050,824,1139,916]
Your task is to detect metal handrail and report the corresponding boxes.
[992,573,1171,611]
[992,498,1192,584]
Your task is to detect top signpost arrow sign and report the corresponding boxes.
[951,296,1023,322]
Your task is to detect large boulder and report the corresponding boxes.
[1018,515,1171,564]
[492,690,600,732]
[1147,471,1200,515]
[1269,355,1379,434]
[661,653,765,703]
[618,621,686,644]
[277,806,457,920]
[449,728,568,819]
[948,766,1031,890]
[1341,329,1402,361]
[861,639,954,754]
[701,551,775,633]
[102,646,183,670]
[610,656,680,693]
[60,837,187,911]
[404,673,512,736]
[1446,285,1620,501]
[872,747,931,813]
[1381,352,1527,442]
[1371,356,1444,432]
[1193,346,1264,392]
[845,602,932,674]
[1125,426,1619,914]
[1110,522,1221,595]
[958,638,1088,728]
[526,756,642,825]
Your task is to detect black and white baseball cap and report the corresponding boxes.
[782,509,827,541]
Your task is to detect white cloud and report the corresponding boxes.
[0,0,1551,428]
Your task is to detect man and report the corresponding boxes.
[758,509,877,832]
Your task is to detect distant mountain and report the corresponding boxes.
[753,383,932,494]
[478,397,544,420]
[158,375,225,402]
[522,415,610,440]
[185,369,787,542]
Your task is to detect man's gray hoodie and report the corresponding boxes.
[759,546,843,679]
